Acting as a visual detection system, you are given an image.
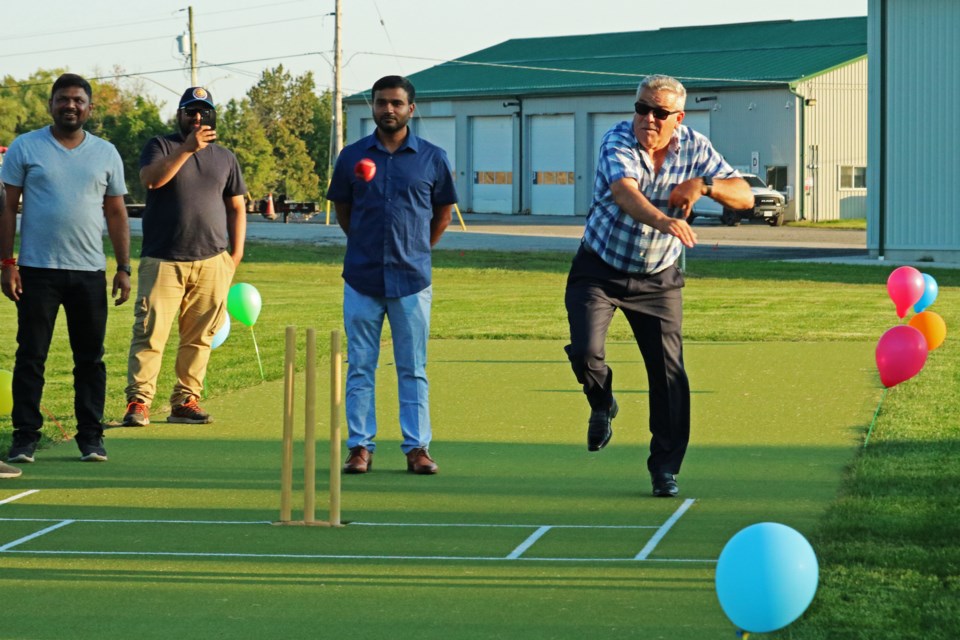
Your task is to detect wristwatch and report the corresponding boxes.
[702,176,714,197]
[117,265,132,275]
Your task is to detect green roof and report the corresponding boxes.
[348,17,866,102]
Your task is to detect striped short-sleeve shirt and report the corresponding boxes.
[583,121,738,274]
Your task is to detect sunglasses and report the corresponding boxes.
[634,101,681,121]
[183,107,212,117]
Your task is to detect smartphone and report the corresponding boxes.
[200,110,217,130]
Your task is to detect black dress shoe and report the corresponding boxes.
[587,397,618,451]
[651,472,679,497]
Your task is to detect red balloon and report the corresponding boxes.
[354,158,376,182]
[886,266,925,318]
[875,325,928,388]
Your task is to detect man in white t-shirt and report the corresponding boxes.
[0,73,131,464]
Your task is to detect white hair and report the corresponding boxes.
[636,75,687,110]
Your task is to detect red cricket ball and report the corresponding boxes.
[354,158,376,182]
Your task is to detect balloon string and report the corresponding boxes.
[250,325,265,381]
[39,403,70,440]
[863,387,889,448]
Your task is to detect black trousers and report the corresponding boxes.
[12,267,108,447]
[564,246,690,475]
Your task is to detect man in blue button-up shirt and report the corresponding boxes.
[327,75,458,476]
[565,75,752,498]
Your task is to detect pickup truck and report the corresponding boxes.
[689,173,787,227]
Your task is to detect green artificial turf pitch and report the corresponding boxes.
[0,339,877,639]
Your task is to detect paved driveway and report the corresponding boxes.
[127,213,872,262]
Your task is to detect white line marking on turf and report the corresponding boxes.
[0,517,272,525]
[0,549,716,563]
[0,490,39,506]
[0,520,74,552]
[506,526,552,559]
[0,517,656,529]
[634,498,695,560]
[351,522,658,529]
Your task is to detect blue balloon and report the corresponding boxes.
[715,523,819,633]
[913,273,938,313]
[212,314,231,350]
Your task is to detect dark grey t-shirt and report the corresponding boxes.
[139,133,247,261]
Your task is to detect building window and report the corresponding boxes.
[474,171,512,185]
[765,166,788,191]
[533,171,574,185]
[839,165,866,190]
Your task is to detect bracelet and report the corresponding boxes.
[0,258,16,270]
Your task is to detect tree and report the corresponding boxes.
[246,65,321,200]
[0,69,64,145]
[217,98,277,200]
[87,74,168,203]
[305,89,335,194]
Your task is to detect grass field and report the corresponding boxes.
[1,241,957,639]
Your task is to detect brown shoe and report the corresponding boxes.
[406,447,438,475]
[343,446,372,474]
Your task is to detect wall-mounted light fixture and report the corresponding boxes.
[804,98,817,107]
[695,96,717,103]
[712,103,722,111]
[748,102,757,111]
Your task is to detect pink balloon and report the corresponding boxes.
[876,325,928,388]
[886,266,925,318]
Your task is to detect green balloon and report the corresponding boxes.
[227,283,262,327]
[0,369,12,416]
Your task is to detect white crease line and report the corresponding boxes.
[634,498,695,560]
[0,517,271,525]
[506,526,552,559]
[0,490,39,506]
[352,522,658,529]
[0,520,75,552]
[0,517,658,529]
[0,549,716,563]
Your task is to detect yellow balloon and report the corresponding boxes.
[0,369,12,416]
[908,311,947,351]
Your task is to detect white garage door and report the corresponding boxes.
[416,117,456,173]
[682,110,710,138]
[361,118,376,137]
[530,114,575,215]
[470,116,513,213]
[590,113,632,181]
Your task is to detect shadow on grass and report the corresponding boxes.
[2,438,859,526]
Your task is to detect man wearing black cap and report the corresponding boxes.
[122,87,247,427]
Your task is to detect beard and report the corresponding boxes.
[53,112,84,132]
[375,114,408,134]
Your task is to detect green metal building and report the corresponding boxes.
[345,17,867,221]
[868,0,960,263]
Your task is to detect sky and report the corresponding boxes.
[3,0,867,119]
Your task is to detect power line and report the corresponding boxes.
[2,15,179,42]
[0,14,330,60]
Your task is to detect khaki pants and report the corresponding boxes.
[126,252,235,407]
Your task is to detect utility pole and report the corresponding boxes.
[188,6,199,86]
[332,0,343,162]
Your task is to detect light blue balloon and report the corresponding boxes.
[715,523,819,633]
[913,273,938,313]
[212,314,231,350]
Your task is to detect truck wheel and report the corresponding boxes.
[720,209,740,226]
[768,213,784,227]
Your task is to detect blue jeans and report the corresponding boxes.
[343,283,432,454]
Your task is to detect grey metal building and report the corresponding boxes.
[868,0,960,262]
[345,17,868,222]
